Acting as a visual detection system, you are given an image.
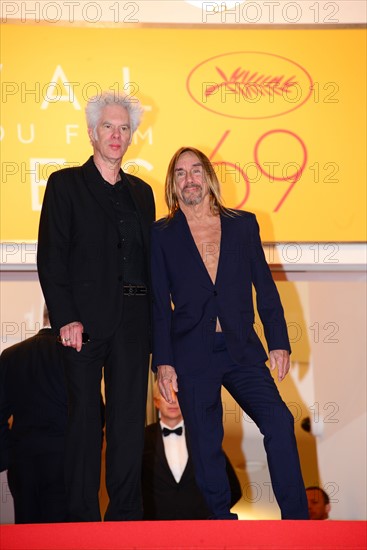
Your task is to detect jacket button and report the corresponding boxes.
[117,243,122,249]
[213,290,218,296]
[118,276,123,282]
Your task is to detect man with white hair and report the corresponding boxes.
[37,92,155,522]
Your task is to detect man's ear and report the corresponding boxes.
[325,503,331,517]
[88,127,94,144]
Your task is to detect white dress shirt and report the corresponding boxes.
[160,420,188,483]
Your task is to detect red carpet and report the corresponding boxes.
[0,520,366,550]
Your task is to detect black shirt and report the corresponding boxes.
[102,173,147,286]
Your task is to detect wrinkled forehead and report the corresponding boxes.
[175,151,202,169]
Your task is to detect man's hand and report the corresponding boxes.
[269,349,290,382]
[157,365,178,403]
[59,321,84,352]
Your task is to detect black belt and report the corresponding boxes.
[123,284,148,296]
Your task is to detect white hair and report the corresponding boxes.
[85,91,144,137]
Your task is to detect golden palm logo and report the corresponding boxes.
[187,51,313,119]
[204,67,299,100]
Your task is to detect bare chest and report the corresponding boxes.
[189,219,221,284]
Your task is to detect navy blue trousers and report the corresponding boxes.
[177,334,308,520]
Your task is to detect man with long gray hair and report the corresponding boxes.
[37,92,155,521]
[151,147,308,520]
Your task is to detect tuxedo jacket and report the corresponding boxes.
[142,422,242,520]
[151,209,290,374]
[37,156,155,338]
[0,329,67,471]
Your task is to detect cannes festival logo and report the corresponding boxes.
[187,51,313,119]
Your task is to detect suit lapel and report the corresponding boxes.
[81,156,119,235]
[214,213,229,288]
[81,157,150,250]
[178,432,192,483]
[174,210,216,286]
[174,209,226,288]
[123,173,149,252]
[155,421,190,485]
[154,423,167,463]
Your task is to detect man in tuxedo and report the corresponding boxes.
[0,306,67,523]
[142,382,242,519]
[306,486,331,520]
[151,147,308,520]
[37,92,155,521]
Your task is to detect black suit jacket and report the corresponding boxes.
[0,329,67,471]
[142,422,242,520]
[37,156,155,337]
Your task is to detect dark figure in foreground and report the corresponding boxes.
[37,92,155,521]
[142,382,242,519]
[0,306,67,523]
[151,147,309,520]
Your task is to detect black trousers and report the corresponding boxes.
[63,295,150,522]
[7,450,67,524]
[178,333,309,520]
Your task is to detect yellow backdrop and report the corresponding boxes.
[1,25,366,241]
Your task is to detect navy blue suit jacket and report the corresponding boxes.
[151,209,290,375]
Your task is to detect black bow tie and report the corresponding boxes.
[162,426,183,437]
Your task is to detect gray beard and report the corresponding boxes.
[181,187,203,206]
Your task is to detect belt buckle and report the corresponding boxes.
[126,285,136,296]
